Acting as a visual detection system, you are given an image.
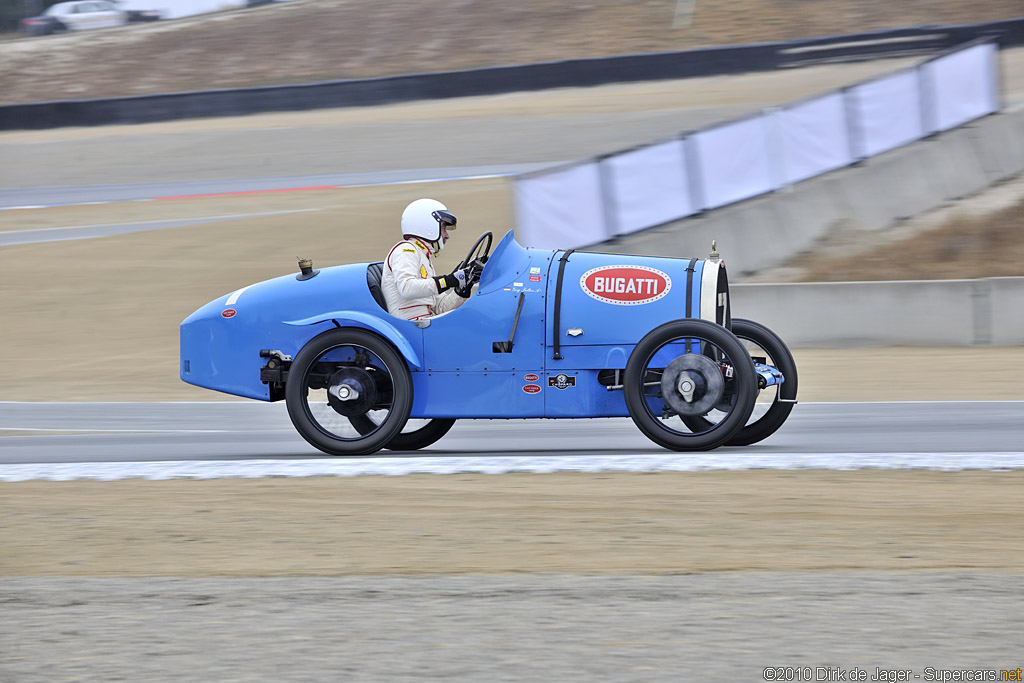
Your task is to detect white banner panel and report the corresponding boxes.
[514,163,607,250]
[921,42,1000,133]
[774,92,853,185]
[691,116,774,210]
[848,69,924,158]
[604,139,694,236]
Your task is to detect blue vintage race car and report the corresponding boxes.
[180,230,797,455]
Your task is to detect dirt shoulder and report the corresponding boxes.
[3,471,1021,577]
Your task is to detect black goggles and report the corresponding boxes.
[432,210,457,229]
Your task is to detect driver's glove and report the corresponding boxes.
[450,266,473,298]
[432,266,471,295]
[450,266,470,289]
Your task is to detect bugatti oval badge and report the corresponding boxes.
[523,384,541,394]
[523,373,540,382]
[221,308,237,318]
[580,265,671,305]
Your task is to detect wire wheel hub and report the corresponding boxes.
[327,366,377,416]
[660,353,724,416]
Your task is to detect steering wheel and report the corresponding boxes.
[454,231,493,292]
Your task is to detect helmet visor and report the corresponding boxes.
[432,210,457,230]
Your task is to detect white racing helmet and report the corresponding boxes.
[401,198,457,252]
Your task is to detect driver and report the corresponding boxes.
[381,198,473,321]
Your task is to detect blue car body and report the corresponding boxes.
[181,230,736,419]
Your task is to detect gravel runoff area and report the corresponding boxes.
[3,573,1023,682]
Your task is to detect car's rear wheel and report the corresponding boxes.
[624,319,756,451]
[724,318,798,446]
[348,415,456,451]
[285,328,412,456]
[679,319,798,445]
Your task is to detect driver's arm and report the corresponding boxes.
[433,288,467,315]
[387,248,456,300]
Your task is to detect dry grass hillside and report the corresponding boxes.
[787,195,1024,282]
[1,0,1022,104]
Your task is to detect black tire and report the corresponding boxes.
[285,328,412,456]
[348,415,456,451]
[624,319,756,451]
[679,319,798,446]
[726,318,798,446]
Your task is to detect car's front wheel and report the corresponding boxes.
[285,328,412,456]
[624,319,757,451]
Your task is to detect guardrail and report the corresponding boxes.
[1,17,1022,130]
[513,38,1003,250]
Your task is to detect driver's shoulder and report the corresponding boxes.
[386,240,423,266]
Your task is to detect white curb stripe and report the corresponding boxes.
[2,452,1023,482]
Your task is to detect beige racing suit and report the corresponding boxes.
[381,237,465,321]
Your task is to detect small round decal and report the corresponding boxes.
[548,373,576,390]
[523,384,541,394]
[580,265,671,305]
[523,373,540,382]
[221,308,237,318]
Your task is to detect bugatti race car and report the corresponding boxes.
[180,230,797,455]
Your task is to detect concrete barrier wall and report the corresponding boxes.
[604,106,1024,276]
[730,276,1024,347]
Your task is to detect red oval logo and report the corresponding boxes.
[523,373,540,382]
[221,309,237,318]
[523,384,541,394]
[580,265,671,305]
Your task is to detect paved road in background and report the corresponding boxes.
[0,102,757,210]
[0,164,550,211]
[2,49,1021,210]
[10,53,1010,201]
[0,102,772,192]
[2,402,1022,467]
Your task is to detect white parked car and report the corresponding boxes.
[21,0,128,35]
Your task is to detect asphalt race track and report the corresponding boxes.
[0,164,549,213]
[2,401,1023,479]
